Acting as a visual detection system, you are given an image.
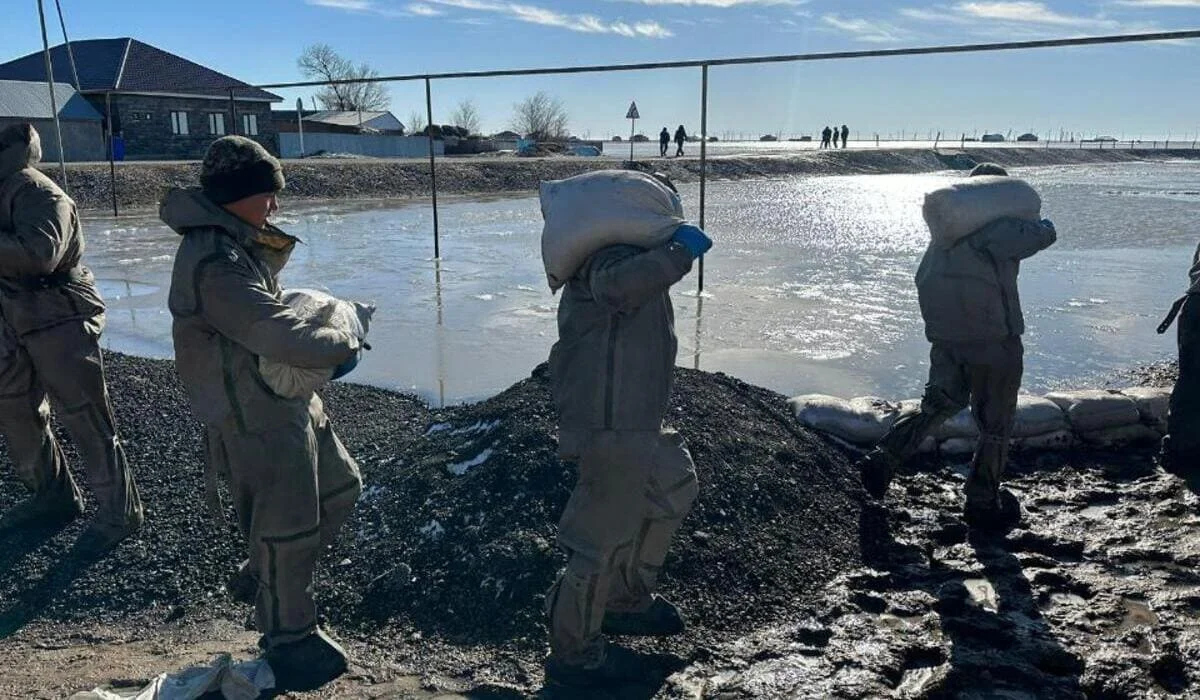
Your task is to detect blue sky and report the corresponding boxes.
[6,0,1200,139]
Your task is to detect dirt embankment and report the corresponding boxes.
[44,147,1200,212]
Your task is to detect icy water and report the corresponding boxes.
[85,161,1197,406]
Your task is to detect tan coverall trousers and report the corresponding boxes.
[878,337,1024,507]
[207,396,362,649]
[546,429,699,665]
[0,315,142,526]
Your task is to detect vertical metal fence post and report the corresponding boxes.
[698,64,709,295]
[105,91,118,217]
[37,0,68,192]
[426,77,441,260]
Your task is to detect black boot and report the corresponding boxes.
[856,449,897,499]
[266,628,349,692]
[0,487,83,534]
[544,645,662,688]
[602,596,686,637]
[964,488,1022,532]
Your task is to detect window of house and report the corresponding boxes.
[170,111,189,136]
[242,114,259,136]
[208,113,226,136]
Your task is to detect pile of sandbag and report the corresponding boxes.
[259,288,374,399]
[539,170,685,291]
[788,386,1171,455]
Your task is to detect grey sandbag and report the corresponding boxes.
[539,170,685,291]
[1044,389,1141,433]
[923,175,1042,246]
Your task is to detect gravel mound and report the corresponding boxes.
[0,354,864,653]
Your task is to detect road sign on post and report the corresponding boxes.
[296,98,305,157]
[626,101,639,162]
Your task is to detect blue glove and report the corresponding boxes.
[671,224,713,258]
[331,350,361,381]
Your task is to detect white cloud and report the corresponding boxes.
[1113,0,1200,6]
[406,3,445,15]
[612,0,807,6]
[821,14,912,42]
[421,0,675,37]
[952,2,1119,28]
[306,0,374,9]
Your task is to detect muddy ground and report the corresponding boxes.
[1,354,1196,698]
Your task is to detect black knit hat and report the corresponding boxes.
[200,136,285,205]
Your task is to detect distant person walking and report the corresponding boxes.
[831,126,840,149]
[841,125,849,149]
[674,125,687,157]
[660,128,670,158]
[821,126,832,149]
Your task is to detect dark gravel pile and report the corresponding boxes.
[0,354,864,654]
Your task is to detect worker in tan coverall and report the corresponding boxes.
[0,123,143,553]
[544,183,711,688]
[162,136,363,692]
[857,163,1057,531]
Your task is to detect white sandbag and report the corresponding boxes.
[1078,424,1162,448]
[540,170,686,290]
[1012,430,1074,451]
[922,176,1042,246]
[940,437,977,457]
[936,408,979,439]
[788,394,902,445]
[1012,395,1069,438]
[942,429,1074,455]
[1044,389,1140,433]
[259,289,372,400]
[1118,386,1171,431]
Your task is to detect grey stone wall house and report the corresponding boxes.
[0,38,282,160]
[0,80,105,161]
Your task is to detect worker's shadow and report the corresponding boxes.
[858,500,1083,696]
[0,530,105,639]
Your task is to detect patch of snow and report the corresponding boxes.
[420,519,444,539]
[448,447,495,476]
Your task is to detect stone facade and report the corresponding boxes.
[85,94,279,161]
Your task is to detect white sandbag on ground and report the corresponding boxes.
[1118,386,1171,431]
[936,408,980,440]
[1013,430,1074,451]
[788,394,902,445]
[1044,390,1141,433]
[1078,424,1162,448]
[1012,395,1069,437]
[922,176,1042,246]
[540,170,686,290]
[259,289,372,400]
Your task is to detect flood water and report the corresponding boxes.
[86,161,1197,406]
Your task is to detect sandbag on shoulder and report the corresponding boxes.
[922,175,1041,246]
[788,394,902,445]
[540,170,686,290]
[1118,386,1171,431]
[1044,389,1141,433]
[259,289,372,400]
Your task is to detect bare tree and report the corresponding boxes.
[407,110,427,135]
[297,44,390,112]
[511,91,569,140]
[450,99,482,136]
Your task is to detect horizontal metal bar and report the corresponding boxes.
[240,29,1200,91]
